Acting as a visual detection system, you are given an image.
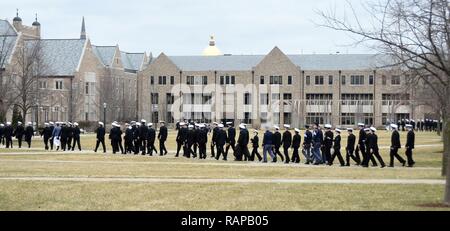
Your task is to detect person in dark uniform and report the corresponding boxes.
[109,122,120,154]
[94,122,106,153]
[139,120,149,155]
[303,125,313,164]
[345,128,360,166]
[4,122,13,148]
[72,122,82,151]
[158,121,168,155]
[176,121,180,131]
[291,128,301,164]
[225,122,237,160]
[281,124,292,164]
[405,124,416,167]
[41,123,52,150]
[131,122,139,154]
[210,122,219,158]
[311,123,323,165]
[48,122,55,150]
[356,124,377,167]
[215,124,227,161]
[124,123,134,154]
[262,126,275,163]
[0,123,4,146]
[186,124,196,158]
[323,124,333,165]
[237,124,250,161]
[66,122,74,151]
[24,122,34,148]
[273,126,284,162]
[389,124,406,167]
[363,127,386,168]
[146,123,157,156]
[175,122,186,157]
[14,121,25,148]
[197,124,208,159]
[60,123,70,151]
[329,128,345,166]
[250,130,262,161]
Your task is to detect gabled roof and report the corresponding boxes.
[165,54,388,71]
[121,52,146,71]
[0,19,17,36]
[25,39,86,76]
[92,45,116,66]
[0,20,18,68]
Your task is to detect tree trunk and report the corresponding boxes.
[444,118,450,205]
[442,115,449,176]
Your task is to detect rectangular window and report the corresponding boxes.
[328,75,333,85]
[283,113,292,125]
[369,75,374,85]
[260,93,269,105]
[315,76,324,85]
[39,80,47,89]
[350,75,364,85]
[341,94,373,105]
[158,76,163,85]
[306,76,310,85]
[55,80,63,90]
[306,113,332,125]
[203,76,208,85]
[226,76,230,85]
[220,76,224,85]
[244,93,251,105]
[283,93,292,105]
[170,76,174,85]
[85,82,89,94]
[382,75,387,85]
[391,75,401,85]
[270,76,282,85]
[150,76,154,85]
[244,112,252,124]
[260,76,264,84]
[231,76,235,85]
[341,75,346,85]
[306,94,333,105]
[163,76,167,85]
[288,76,292,85]
[166,93,174,105]
[151,93,159,104]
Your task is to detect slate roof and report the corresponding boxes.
[166,54,391,71]
[0,20,18,68]
[121,52,145,71]
[25,39,86,76]
[0,20,17,36]
[92,45,116,66]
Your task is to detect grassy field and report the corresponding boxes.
[0,130,449,211]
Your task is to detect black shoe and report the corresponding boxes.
[381,164,386,168]
[402,161,407,167]
[388,165,394,168]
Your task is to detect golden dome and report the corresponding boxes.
[202,35,222,56]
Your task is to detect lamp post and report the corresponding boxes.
[103,103,107,124]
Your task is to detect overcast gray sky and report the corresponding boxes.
[1,0,375,56]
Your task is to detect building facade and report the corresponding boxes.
[138,43,432,128]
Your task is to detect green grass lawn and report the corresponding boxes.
[0,131,449,211]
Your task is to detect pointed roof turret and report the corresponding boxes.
[80,17,86,39]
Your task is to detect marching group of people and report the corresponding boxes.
[0,118,417,168]
[390,119,442,132]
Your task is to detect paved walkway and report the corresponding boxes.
[0,176,444,185]
[0,159,441,170]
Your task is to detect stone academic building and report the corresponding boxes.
[1,13,433,128]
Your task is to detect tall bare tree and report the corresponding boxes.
[318,0,450,205]
[0,27,18,121]
[9,40,48,122]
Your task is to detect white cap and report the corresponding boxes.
[159,121,166,124]
[148,123,153,127]
[274,125,280,130]
[218,124,224,128]
[390,124,398,129]
[74,122,79,126]
[188,124,194,128]
[98,122,104,126]
[335,128,341,133]
[115,123,121,127]
[295,128,301,133]
[213,122,218,125]
[239,124,246,129]
[284,124,290,128]
[136,122,141,126]
[0,124,4,127]
[226,122,233,125]
[370,127,377,132]
[49,121,54,125]
[179,122,186,126]
[141,119,146,123]
[324,124,332,129]
[254,130,259,134]
[406,124,413,128]
[364,128,370,131]
[358,123,365,127]
[6,122,11,125]
[18,121,22,125]
[27,122,32,125]
[199,124,205,128]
